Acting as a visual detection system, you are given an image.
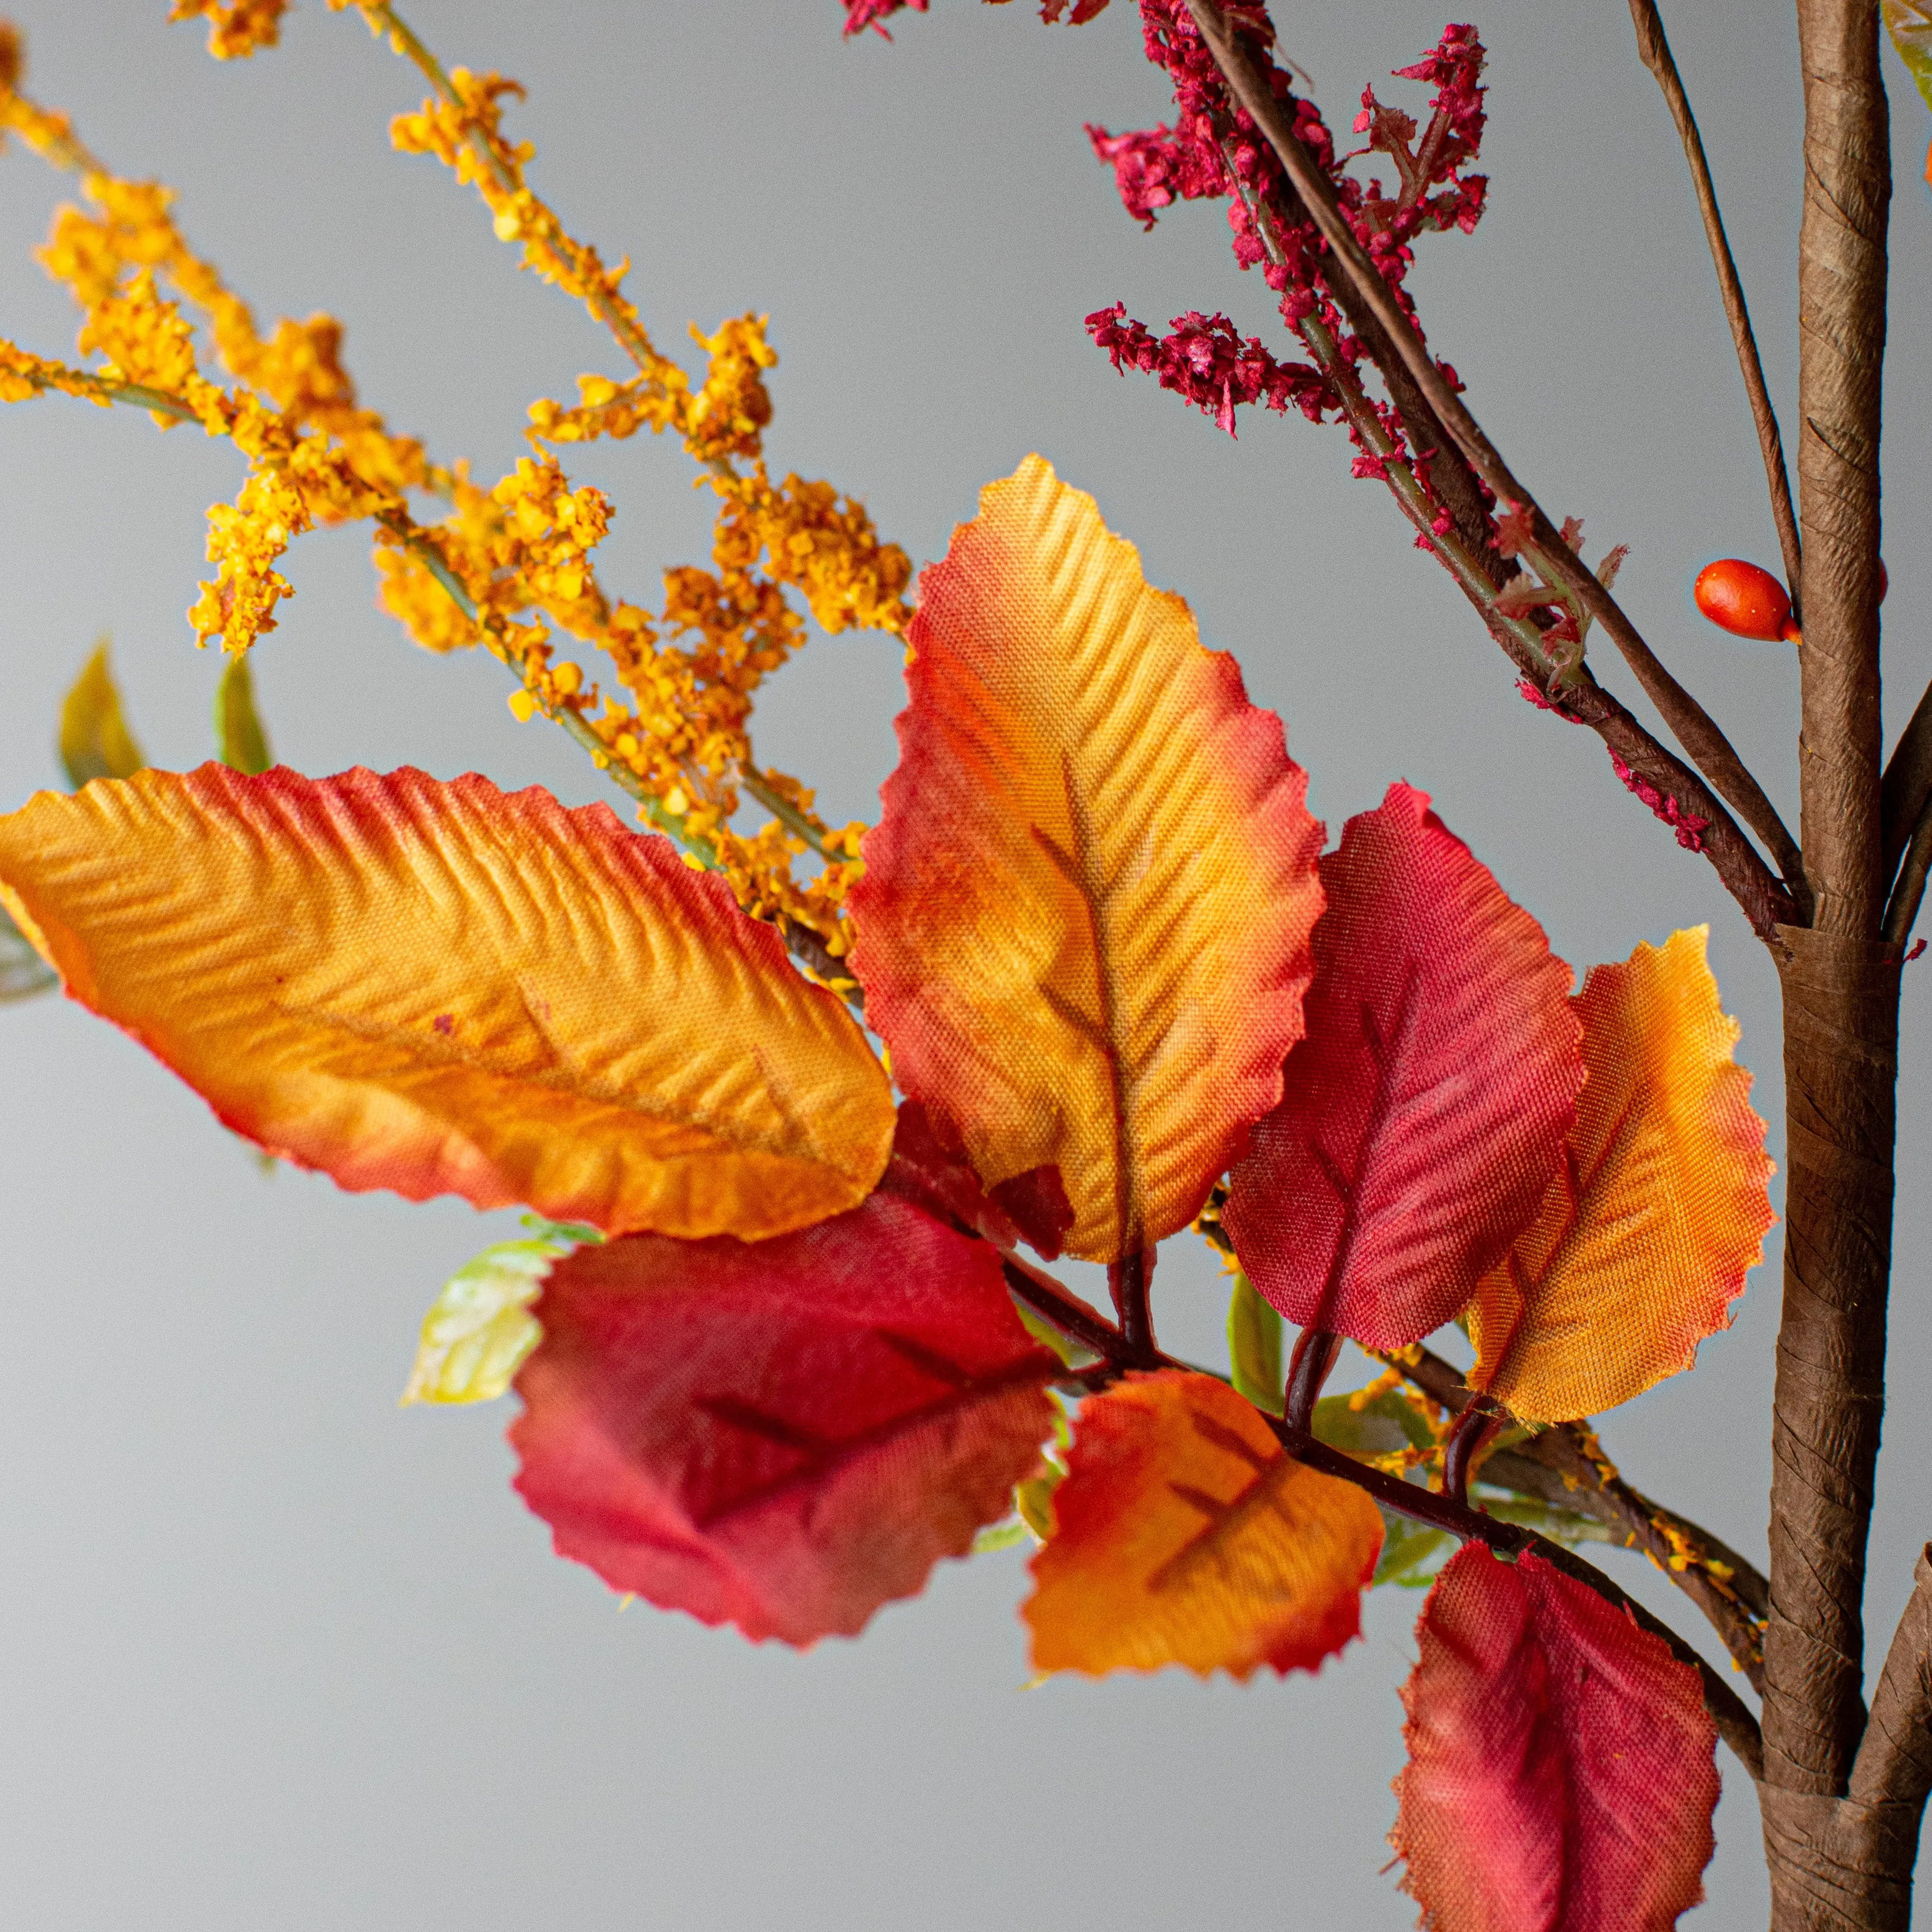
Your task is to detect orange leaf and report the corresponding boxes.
[1022,1370,1382,1678]
[1468,927,1773,1421]
[849,457,1324,1262]
[1392,1545,1719,1932]
[0,765,894,1238]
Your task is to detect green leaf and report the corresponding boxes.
[59,640,146,788]
[972,1517,1034,1555]
[1884,1,1932,114]
[1226,1270,1284,1415]
[0,903,56,1002]
[1012,1293,1095,1367]
[401,1236,568,1406]
[981,1392,1071,1549]
[1374,1518,1453,1589]
[1312,1383,1456,1587]
[518,1213,605,1246]
[1471,1490,1618,1550]
[213,652,273,775]
[1312,1381,1437,1457]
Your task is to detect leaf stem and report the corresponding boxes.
[1108,1248,1158,1363]
[1282,1326,1341,1433]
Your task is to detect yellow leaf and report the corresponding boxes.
[59,639,146,788]
[850,458,1324,1261]
[1023,1370,1383,1679]
[401,1236,563,1405]
[0,764,895,1239]
[1468,927,1774,1422]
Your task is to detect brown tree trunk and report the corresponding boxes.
[1762,0,1897,1924]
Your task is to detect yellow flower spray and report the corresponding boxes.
[0,0,912,980]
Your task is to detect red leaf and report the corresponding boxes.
[1392,1546,1719,1932]
[511,1193,1059,1645]
[1223,784,1582,1349]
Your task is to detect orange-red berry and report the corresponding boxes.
[1693,558,1792,642]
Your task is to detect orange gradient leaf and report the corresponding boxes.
[1022,1370,1381,1678]
[1223,783,1582,1350]
[0,764,894,1237]
[1392,1545,1719,1932]
[1468,927,1773,1422]
[511,1192,1060,1644]
[849,456,1324,1262]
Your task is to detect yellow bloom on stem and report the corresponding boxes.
[166,0,293,60]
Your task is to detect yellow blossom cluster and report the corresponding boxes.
[0,338,114,407]
[386,63,673,387]
[2,46,433,654]
[2,4,911,969]
[166,0,293,60]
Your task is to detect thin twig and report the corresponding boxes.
[1881,789,1932,945]
[1387,1341,1769,1688]
[1182,0,1802,910]
[358,1,664,381]
[1880,675,1932,881]
[1626,0,1803,610]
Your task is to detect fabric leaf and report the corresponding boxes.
[1469,927,1773,1422]
[1392,1545,1719,1931]
[402,1234,571,1406]
[59,640,146,787]
[850,455,1324,1262]
[0,765,894,1239]
[1226,1270,1284,1415]
[510,1192,1060,1645]
[1023,1369,1381,1679]
[1225,783,1582,1350]
[213,652,274,775]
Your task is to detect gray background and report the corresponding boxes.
[1,1,1928,1926]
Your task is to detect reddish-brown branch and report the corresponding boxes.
[1211,130,1795,934]
[999,1258,1763,1772]
[1388,1340,1769,1689]
[1181,0,1802,914]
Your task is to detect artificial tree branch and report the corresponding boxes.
[1386,1339,1769,1689]
[1760,0,1895,1827]
[1625,0,1804,609]
[1217,145,1796,934]
[1849,1546,1932,1813]
[1882,794,1932,946]
[1880,676,1932,881]
[1182,0,1802,897]
[998,1256,1764,1773]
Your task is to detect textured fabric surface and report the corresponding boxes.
[849,454,1324,1262]
[1468,926,1775,1421]
[1224,781,1582,1350]
[1393,1546,1720,1931]
[512,1193,1059,1645]
[0,764,895,1237]
[1024,1368,1381,1679]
